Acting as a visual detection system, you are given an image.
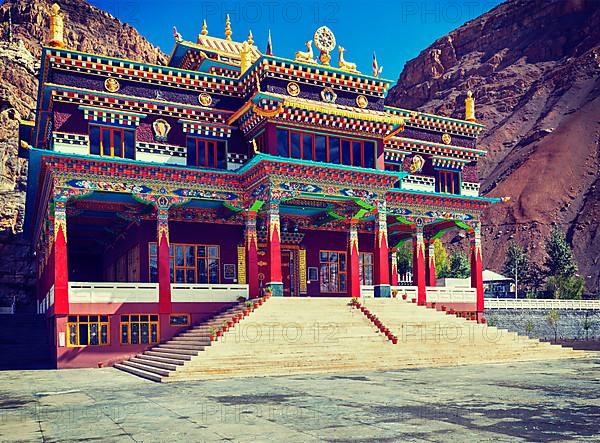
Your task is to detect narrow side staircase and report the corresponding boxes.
[114,297,268,382]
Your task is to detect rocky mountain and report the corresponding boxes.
[387,0,600,293]
[0,0,167,306]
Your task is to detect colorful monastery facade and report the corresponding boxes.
[20,7,502,368]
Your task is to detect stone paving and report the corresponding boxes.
[0,357,599,442]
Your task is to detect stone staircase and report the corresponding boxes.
[115,297,587,382]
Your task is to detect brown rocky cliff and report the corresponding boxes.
[387,0,600,293]
[0,0,167,306]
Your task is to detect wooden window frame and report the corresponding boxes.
[66,315,110,347]
[120,314,160,345]
[149,243,221,284]
[319,250,347,293]
[359,252,374,286]
[187,137,220,168]
[437,170,459,195]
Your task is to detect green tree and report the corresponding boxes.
[503,242,529,298]
[433,238,449,278]
[396,242,412,277]
[446,251,470,278]
[524,319,535,337]
[545,228,577,278]
[546,309,560,343]
[582,312,593,341]
[546,275,584,300]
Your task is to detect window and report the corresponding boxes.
[436,170,460,194]
[149,243,220,284]
[319,250,347,293]
[187,137,226,168]
[67,315,109,347]
[275,128,376,168]
[89,125,135,159]
[359,252,374,285]
[170,314,190,326]
[120,314,159,345]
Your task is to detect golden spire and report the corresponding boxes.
[240,41,251,75]
[224,14,232,40]
[465,90,476,122]
[247,30,254,45]
[47,3,65,48]
[201,19,208,36]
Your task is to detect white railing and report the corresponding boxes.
[400,175,435,193]
[38,286,54,314]
[391,285,419,300]
[360,285,374,298]
[171,283,248,302]
[427,286,477,303]
[485,298,600,310]
[461,181,480,197]
[69,282,159,303]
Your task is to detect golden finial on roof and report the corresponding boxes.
[465,90,476,122]
[247,30,254,45]
[201,19,208,36]
[240,41,251,75]
[47,3,65,48]
[225,14,232,40]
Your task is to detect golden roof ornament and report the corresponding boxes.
[201,19,208,36]
[338,46,358,73]
[294,40,315,64]
[247,30,254,45]
[225,14,232,40]
[240,41,251,75]
[313,26,336,66]
[47,3,65,48]
[465,90,476,122]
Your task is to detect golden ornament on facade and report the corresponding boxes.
[409,155,425,173]
[286,81,300,97]
[465,90,476,122]
[152,119,171,142]
[47,3,65,48]
[338,46,358,73]
[198,93,212,106]
[104,77,120,93]
[320,86,337,103]
[356,94,368,109]
[442,133,452,144]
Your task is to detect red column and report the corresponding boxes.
[266,203,283,296]
[470,228,484,316]
[412,225,426,305]
[347,219,361,297]
[390,248,399,286]
[373,202,390,297]
[53,198,69,315]
[157,207,172,314]
[245,211,259,299]
[426,240,437,287]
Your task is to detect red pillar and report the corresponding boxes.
[373,202,390,297]
[53,199,69,315]
[390,248,399,287]
[426,240,437,287]
[412,225,426,305]
[157,207,172,314]
[246,211,259,299]
[266,203,283,296]
[470,229,484,316]
[347,219,361,297]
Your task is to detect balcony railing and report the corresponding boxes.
[171,284,248,302]
[400,175,435,193]
[485,298,600,310]
[461,181,480,197]
[69,282,159,303]
[426,286,476,303]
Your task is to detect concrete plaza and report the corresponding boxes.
[0,357,598,442]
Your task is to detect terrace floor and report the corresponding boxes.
[0,357,598,442]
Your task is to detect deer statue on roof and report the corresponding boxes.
[338,46,358,73]
[295,40,315,63]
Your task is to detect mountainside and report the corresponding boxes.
[387,0,600,292]
[0,0,167,305]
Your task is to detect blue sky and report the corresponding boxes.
[89,0,503,79]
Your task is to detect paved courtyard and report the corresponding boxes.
[0,357,598,442]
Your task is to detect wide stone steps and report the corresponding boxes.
[115,297,587,382]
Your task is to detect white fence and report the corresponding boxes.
[391,286,419,300]
[171,284,248,302]
[485,298,600,310]
[360,285,374,297]
[69,282,159,303]
[426,286,477,303]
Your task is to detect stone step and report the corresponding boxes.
[118,360,171,377]
[167,337,211,345]
[144,350,193,361]
[153,346,202,356]
[114,363,164,382]
[136,353,187,366]
[131,356,178,372]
